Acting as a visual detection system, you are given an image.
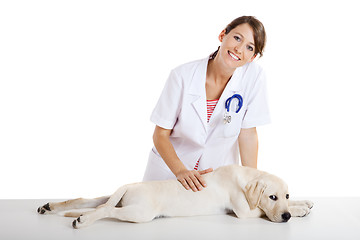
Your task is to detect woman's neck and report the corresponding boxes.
[207,58,234,85]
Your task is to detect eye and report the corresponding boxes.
[286,194,290,199]
[234,36,241,42]
[247,45,254,51]
[269,195,278,201]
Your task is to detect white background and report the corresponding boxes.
[1,0,359,199]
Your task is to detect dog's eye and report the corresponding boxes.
[286,194,289,199]
[269,195,278,201]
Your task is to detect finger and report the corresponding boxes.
[190,173,203,191]
[178,178,190,190]
[185,176,198,192]
[195,174,207,188]
[198,168,213,175]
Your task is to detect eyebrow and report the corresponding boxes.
[235,32,255,46]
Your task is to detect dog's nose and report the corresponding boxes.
[281,212,291,222]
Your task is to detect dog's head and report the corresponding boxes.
[245,174,291,223]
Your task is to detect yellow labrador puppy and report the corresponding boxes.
[37,165,313,228]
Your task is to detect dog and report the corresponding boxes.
[37,165,313,228]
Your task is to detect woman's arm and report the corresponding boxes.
[153,126,212,191]
[238,127,258,168]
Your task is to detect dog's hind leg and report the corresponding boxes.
[107,205,157,223]
[37,196,110,215]
[72,185,135,228]
[72,205,157,229]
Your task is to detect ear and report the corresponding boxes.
[245,179,267,210]
[218,29,226,42]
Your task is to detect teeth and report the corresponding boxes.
[228,51,240,61]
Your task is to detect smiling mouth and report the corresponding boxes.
[228,51,240,61]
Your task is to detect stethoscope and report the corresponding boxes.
[224,94,243,124]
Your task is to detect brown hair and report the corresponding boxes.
[225,16,266,57]
[210,16,266,59]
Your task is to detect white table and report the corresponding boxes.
[1,198,359,240]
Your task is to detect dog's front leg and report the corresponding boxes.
[233,206,263,219]
[288,200,313,218]
[289,205,311,217]
[231,197,263,219]
[288,200,314,209]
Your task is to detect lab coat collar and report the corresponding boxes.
[208,66,243,125]
[188,57,244,131]
[188,58,208,131]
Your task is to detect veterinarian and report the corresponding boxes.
[143,16,270,192]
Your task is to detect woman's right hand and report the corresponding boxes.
[176,168,213,192]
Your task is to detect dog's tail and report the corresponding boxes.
[60,186,129,218]
[103,184,129,207]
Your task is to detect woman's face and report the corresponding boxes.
[217,23,257,69]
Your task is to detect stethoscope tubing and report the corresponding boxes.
[225,94,243,113]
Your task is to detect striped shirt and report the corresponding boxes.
[206,99,219,122]
[194,99,219,170]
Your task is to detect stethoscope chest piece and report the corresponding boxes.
[223,113,232,124]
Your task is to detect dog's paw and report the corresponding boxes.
[289,205,311,218]
[37,203,53,215]
[303,200,314,209]
[72,216,82,229]
[72,215,91,229]
[289,200,314,209]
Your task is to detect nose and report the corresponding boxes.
[281,212,291,222]
[234,43,245,55]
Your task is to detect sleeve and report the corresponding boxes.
[241,68,271,129]
[150,69,183,129]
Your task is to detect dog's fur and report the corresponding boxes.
[37,165,313,228]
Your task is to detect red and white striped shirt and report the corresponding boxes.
[206,99,218,122]
[194,99,219,170]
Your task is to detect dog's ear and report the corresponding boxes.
[245,179,267,210]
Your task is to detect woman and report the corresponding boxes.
[143,16,270,192]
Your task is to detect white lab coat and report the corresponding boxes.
[143,57,271,181]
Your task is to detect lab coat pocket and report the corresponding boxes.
[223,108,245,138]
